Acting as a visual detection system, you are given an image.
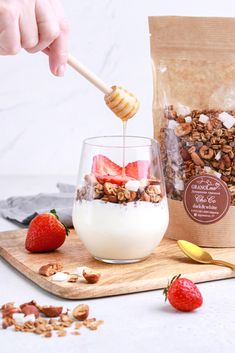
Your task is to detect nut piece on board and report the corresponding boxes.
[39,263,63,277]
[83,269,101,284]
[73,304,89,321]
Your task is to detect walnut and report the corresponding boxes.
[146,185,161,195]
[39,263,63,277]
[117,188,130,202]
[222,145,233,153]
[140,192,151,202]
[94,183,104,199]
[222,155,231,168]
[191,152,205,167]
[103,182,117,195]
[107,195,118,203]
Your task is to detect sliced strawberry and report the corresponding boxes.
[96,174,132,186]
[125,160,150,179]
[92,155,122,176]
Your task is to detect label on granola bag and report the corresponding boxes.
[183,175,231,224]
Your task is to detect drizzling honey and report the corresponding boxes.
[122,121,127,177]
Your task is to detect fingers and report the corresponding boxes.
[19,4,38,50]
[47,0,69,76]
[0,6,21,55]
[48,18,69,76]
[26,0,60,54]
[0,0,69,77]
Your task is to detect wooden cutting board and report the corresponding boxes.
[0,229,235,299]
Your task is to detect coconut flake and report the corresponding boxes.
[51,272,69,282]
[75,266,91,277]
[125,180,140,192]
[12,313,25,325]
[168,120,179,129]
[215,151,222,161]
[223,116,235,129]
[176,105,191,116]
[185,116,192,123]
[218,112,233,122]
[24,314,35,323]
[174,178,184,191]
[204,166,221,179]
[199,114,209,124]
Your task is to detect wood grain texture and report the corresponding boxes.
[0,229,235,299]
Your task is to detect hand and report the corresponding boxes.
[0,0,69,76]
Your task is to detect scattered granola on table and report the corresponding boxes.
[0,300,103,337]
[160,106,235,205]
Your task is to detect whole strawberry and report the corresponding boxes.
[164,274,203,312]
[25,209,69,253]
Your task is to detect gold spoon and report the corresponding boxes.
[177,240,235,271]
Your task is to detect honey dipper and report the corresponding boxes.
[67,54,140,121]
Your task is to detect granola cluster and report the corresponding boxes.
[1,301,103,337]
[160,106,235,204]
[76,174,163,204]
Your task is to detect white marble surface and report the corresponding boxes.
[1,0,235,175]
[0,175,235,353]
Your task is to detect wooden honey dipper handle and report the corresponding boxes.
[67,54,140,121]
[67,54,112,95]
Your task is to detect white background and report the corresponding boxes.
[1,0,235,176]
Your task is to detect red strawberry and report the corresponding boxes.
[96,174,133,186]
[25,209,69,253]
[92,155,122,176]
[125,160,150,179]
[163,275,203,312]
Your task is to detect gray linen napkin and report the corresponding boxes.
[0,183,75,227]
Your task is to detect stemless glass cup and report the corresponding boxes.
[72,136,169,264]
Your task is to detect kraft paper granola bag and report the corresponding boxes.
[149,16,235,246]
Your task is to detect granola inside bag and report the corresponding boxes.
[149,16,235,246]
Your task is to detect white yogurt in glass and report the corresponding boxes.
[72,198,169,263]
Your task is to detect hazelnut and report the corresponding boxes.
[21,304,40,318]
[73,304,89,321]
[83,270,101,284]
[39,305,63,318]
